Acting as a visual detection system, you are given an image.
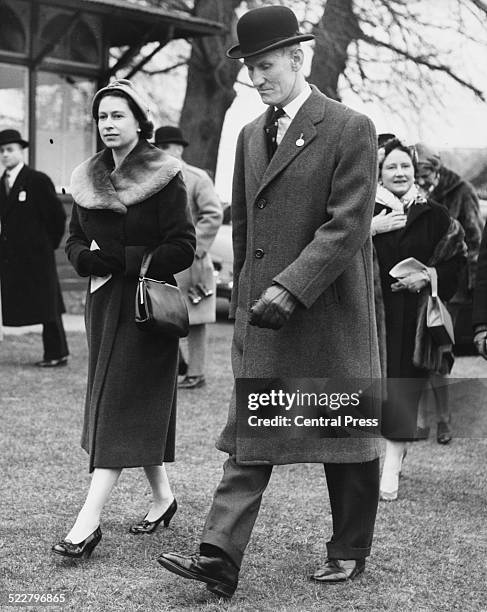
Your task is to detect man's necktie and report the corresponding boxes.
[3,171,10,197]
[264,107,286,160]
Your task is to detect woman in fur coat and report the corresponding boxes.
[52,80,195,559]
[371,139,465,501]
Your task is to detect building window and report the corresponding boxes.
[0,63,28,136]
[37,7,101,68]
[0,1,29,55]
[36,72,96,191]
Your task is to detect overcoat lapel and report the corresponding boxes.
[2,166,28,220]
[253,88,325,202]
[400,202,431,238]
[248,110,271,187]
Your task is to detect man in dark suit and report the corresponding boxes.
[157,6,380,598]
[0,129,68,366]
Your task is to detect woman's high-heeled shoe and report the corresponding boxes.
[51,526,102,559]
[129,498,177,534]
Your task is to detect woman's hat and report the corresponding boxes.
[415,142,441,170]
[154,126,188,147]
[91,79,150,121]
[0,129,28,148]
[227,6,314,60]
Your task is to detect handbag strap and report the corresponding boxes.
[139,251,154,278]
[429,267,438,298]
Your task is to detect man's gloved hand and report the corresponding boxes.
[473,330,487,360]
[371,209,407,236]
[249,284,298,330]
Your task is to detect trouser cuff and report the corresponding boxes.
[201,531,243,569]
[326,543,371,560]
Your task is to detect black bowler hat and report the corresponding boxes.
[377,133,396,148]
[227,6,314,60]
[0,128,28,148]
[154,126,188,147]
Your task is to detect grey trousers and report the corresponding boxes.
[201,455,380,568]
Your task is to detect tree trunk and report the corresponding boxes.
[309,0,360,101]
[179,0,242,175]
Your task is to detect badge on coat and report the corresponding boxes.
[18,190,27,202]
[295,133,305,147]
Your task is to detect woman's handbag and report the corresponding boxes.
[135,251,189,337]
[426,268,454,346]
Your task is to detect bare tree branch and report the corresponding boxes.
[361,32,485,101]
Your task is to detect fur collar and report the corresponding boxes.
[70,140,181,214]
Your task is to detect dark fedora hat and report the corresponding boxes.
[0,128,28,148]
[154,126,188,147]
[227,6,314,60]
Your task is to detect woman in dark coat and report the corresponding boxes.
[371,139,465,501]
[52,80,195,559]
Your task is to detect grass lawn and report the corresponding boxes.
[1,322,487,611]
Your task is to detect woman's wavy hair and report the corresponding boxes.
[92,89,154,140]
[378,138,418,175]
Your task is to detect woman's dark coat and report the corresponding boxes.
[66,141,195,471]
[0,165,66,325]
[373,199,465,440]
[473,221,487,328]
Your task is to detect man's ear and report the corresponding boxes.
[290,48,304,71]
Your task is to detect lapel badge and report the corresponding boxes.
[295,133,305,147]
[18,190,27,202]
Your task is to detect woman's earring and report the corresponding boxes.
[136,128,141,133]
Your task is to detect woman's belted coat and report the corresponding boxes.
[66,141,195,472]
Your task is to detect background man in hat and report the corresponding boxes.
[158,5,380,597]
[155,126,222,389]
[415,142,483,444]
[0,128,68,366]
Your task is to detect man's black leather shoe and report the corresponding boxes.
[310,558,365,583]
[157,552,238,598]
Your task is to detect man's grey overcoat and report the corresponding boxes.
[217,86,382,465]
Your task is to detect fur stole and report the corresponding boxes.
[413,217,466,374]
[70,140,181,214]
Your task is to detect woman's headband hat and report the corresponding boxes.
[91,79,150,121]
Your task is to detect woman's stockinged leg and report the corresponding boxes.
[65,468,122,543]
[379,440,407,501]
[143,464,174,521]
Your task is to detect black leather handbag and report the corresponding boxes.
[135,251,189,337]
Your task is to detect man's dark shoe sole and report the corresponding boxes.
[157,555,236,598]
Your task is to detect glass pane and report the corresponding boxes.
[0,2,28,54]
[36,72,96,191]
[0,63,28,135]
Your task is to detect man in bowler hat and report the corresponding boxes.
[154,126,222,389]
[0,129,68,366]
[158,6,381,597]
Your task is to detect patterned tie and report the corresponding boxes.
[264,107,286,160]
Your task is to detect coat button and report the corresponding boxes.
[254,248,264,259]
[256,198,266,209]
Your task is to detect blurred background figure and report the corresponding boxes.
[371,138,466,501]
[0,128,68,367]
[473,220,487,359]
[155,126,222,390]
[415,142,483,443]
